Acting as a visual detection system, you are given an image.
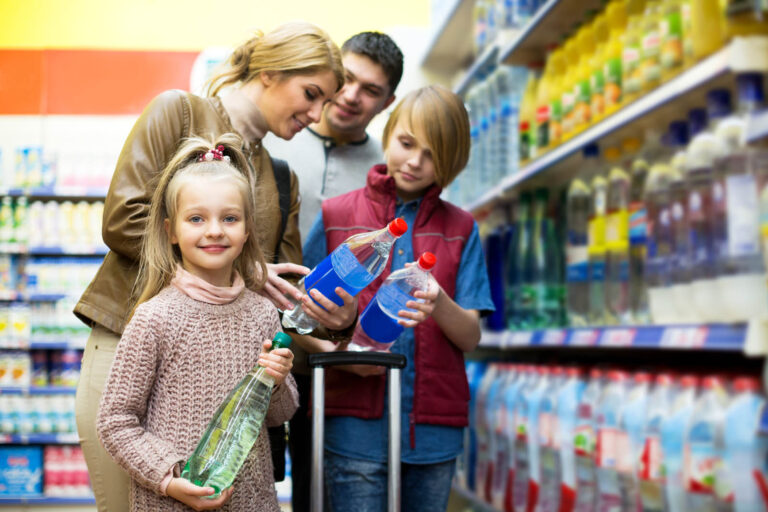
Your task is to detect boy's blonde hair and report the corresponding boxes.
[206,21,344,97]
[131,134,268,318]
[382,85,470,188]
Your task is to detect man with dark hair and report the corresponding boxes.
[263,31,404,512]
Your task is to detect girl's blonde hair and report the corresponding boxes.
[206,21,344,97]
[382,85,470,188]
[131,134,268,317]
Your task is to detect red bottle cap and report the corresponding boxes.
[589,368,603,380]
[607,370,627,382]
[566,366,584,378]
[633,372,652,383]
[388,218,408,237]
[733,376,761,392]
[418,252,437,270]
[702,376,723,390]
[679,374,699,389]
[655,373,674,386]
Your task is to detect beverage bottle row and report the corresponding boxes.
[485,74,768,330]
[473,0,544,57]
[448,65,528,207]
[44,445,93,498]
[518,0,768,162]
[469,362,768,512]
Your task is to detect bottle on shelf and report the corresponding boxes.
[716,73,767,323]
[574,368,603,512]
[281,218,408,334]
[507,192,532,329]
[566,145,597,327]
[604,0,628,115]
[538,366,565,512]
[723,376,768,511]
[685,89,732,323]
[659,0,686,80]
[618,371,652,510]
[595,369,629,511]
[520,65,542,162]
[181,332,292,496]
[484,364,509,505]
[548,47,565,148]
[605,146,632,325]
[556,366,586,512]
[348,252,436,352]
[588,147,608,326]
[573,17,596,136]
[561,32,580,139]
[590,11,609,123]
[639,373,676,511]
[684,375,730,511]
[475,363,501,500]
[640,0,664,93]
[724,0,768,37]
[690,0,726,61]
[502,365,530,510]
[536,47,556,154]
[623,0,649,104]
[661,374,699,512]
[531,188,563,328]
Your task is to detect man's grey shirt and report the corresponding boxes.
[263,127,383,243]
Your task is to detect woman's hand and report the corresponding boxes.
[300,287,358,331]
[397,276,442,328]
[258,339,294,386]
[257,263,309,310]
[166,478,233,511]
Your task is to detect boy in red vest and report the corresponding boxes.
[300,85,495,511]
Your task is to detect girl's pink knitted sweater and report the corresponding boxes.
[97,286,298,511]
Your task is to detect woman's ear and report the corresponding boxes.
[260,70,277,87]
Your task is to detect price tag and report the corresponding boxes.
[508,331,534,347]
[571,329,599,347]
[660,328,684,348]
[601,328,636,347]
[660,327,709,348]
[542,329,567,346]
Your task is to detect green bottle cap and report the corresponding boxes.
[272,332,292,349]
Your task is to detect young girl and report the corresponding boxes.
[301,85,495,511]
[97,134,297,512]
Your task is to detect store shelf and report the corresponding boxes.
[0,387,77,395]
[3,187,108,199]
[465,38,768,213]
[498,0,604,66]
[454,44,499,96]
[0,433,78,445]
[28,341,85,351]
[0,496,94,505]
[480,321,768,355]
[421,0,475,76]
[451,483,499,512]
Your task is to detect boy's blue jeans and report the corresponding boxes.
[324,450,456,512]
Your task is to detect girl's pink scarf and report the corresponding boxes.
[171,265,245,304]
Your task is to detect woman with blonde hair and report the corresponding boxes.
[74,22,357,511]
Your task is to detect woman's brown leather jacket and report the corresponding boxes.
[74,89,302,335]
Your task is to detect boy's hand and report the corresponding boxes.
[397,277,442,328]
[166,478,233,510]
[257,263,310,310]
[301,287,358,331]
[258,339,294,386]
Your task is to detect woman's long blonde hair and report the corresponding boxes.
[206,21,344,97]
[130,134,268,318]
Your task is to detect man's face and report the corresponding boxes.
[323,52,395,137]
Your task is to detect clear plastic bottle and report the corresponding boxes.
[181,332,292,495]
[349,252,436,352]
[716,73,767,323]
[493,66,519,180]
[684,375,730,512]
[513,366,544,511]
[484,364,509,503]
[556,367,586,512]
[723,376,768,512]
[531,188,562,328]
[595,369,629,511]
[507,192,533,329]
[566,145,598,327]
[475,363,501,499]
[503,365,530,510]
[574,368,603,512]
[538,366,565,512]
[617,371,651,511]
[589,149,609,325]
[662,374,699,512]
[605,147,632,325]
[639,373,676,511]
[685,89,732,323]
[282,218,408,333]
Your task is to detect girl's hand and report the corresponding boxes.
[301,287,358,331]
[258,339,294,386]
[397,276,442,328]
[257,263,309,311]
[166,478,233,510]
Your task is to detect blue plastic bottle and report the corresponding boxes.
[348,252,436,352]
[661,374,699,512]
[724,376,768,512]
[282,218,408,334]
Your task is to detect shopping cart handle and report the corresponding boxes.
[308,351,406,369]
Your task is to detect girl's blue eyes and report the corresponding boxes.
[187,216,240,223]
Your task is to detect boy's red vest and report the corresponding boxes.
[320,165,477,441]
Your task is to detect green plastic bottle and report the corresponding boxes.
[181,332,292,496]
